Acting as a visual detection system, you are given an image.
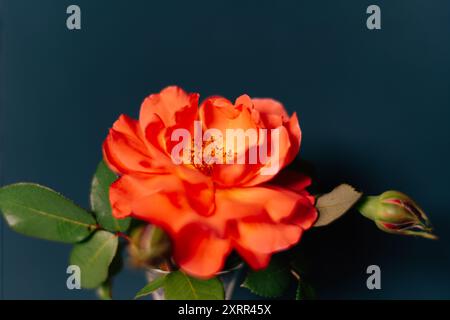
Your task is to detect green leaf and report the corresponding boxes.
[70,230,118,289]
[242,258,291,298]
[90,160,130,232]
[164,271,224,300]
[0,183,96,243]
[134,275,166,299]
[296,281,316,300]
[96,242,125,300]
[314,184,362,227]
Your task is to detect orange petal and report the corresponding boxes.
[211,163,257,187]
[240,125,291,186]
[234,99,302,187]
[132,192,193,235]
[233,243,271,270]
[220,186,303,221]
[285,196,318,230]
[284,112,301,165]
[200,95,263,187]
[103,114,163,175]
[252,99,301,167]
[173,223,231,278]
[236,216,303,254]
[251,98,288,128]
[199,95,257,137]
[142,112,167,154]
[269,171,318,228]
[229,217,305,269]
[139,86,199,132]
[139,87,201,164]
[109,173,180,218]
[201,96,240,125]
[109,173,215,234]
[213,185,316,266]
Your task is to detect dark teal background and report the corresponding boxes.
[1,0,450,299]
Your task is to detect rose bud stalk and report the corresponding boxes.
[357,190,437,239]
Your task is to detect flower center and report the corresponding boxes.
[188,137,231,176]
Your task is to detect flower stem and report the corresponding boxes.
[356,195,379,221]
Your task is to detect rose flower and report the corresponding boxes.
[103,86,317,278]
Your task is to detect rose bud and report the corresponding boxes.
[128,224,173,269]
[357,190,437,239]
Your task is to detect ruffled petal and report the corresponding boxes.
[233,243,271,270]
[251,98,288,128]
[285,195,318,230]
[139,86,199,131]
[236,216,303,254]
[173,223,231,278]
[239,125,291,186]
[269,171,318,229]
[199,95,256,133]
[214,186,306,223]
[103,114,164,174]
[110,173,215,233]
[284,113,301,165]
[250,99,302,174]
[109,173,181,218]
[199,95,262,187]
[213,184,316,269]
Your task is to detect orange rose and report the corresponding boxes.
[103,86,317,278]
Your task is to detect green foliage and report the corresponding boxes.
[164,271,224,300]
[0,183,96,243]
[70,230,118,289]
[90,160,130,232]
[242,258,291,298]
[135,275,167,299]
